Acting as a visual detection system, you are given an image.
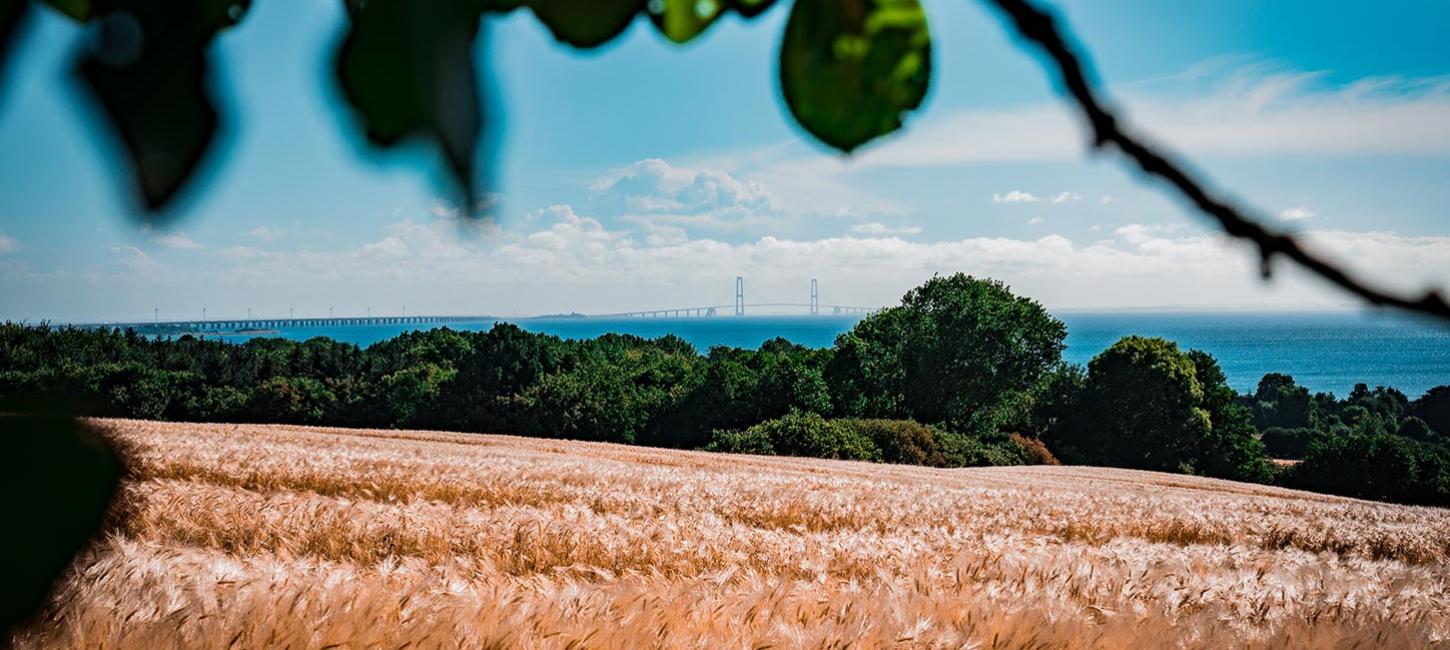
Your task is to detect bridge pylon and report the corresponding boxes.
[734,276,745,316]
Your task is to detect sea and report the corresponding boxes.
[194,311,1450,398]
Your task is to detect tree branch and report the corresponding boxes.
[981,0,1450,322]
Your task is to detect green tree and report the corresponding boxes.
[1346,383,1409,423]
[826,274,1066,436]
[657,338,831,449]
[1291,432,1449,506]
[1051,336,1211,473]
[1411,386,1450,436]
[372,363,458,427]
[1398,416,1441,445]
[247,376,338,424]
[1251,373,1317,430]
[1260,427,1322,459]
[737,411,879,462]
[1186,349,1272,482]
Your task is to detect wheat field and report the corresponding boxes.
[12,419,1450,649]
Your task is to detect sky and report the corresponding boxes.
[2,0,1449,322]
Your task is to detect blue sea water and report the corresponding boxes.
[202,311,1449,397]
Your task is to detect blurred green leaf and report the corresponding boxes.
[528,0,643,48]
[41,0,91,21]
[335,0,484,211]
[779,0,931,153]
[647,0,721,44]
[728,0,776,19]
[0,415,122,637]
[74,1,250,214]
[1,0,29,97]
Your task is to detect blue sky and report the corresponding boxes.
[2,0,1449,321]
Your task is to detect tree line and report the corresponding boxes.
[3,274,1447,506]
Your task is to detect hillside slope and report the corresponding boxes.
[15,419,1450,648]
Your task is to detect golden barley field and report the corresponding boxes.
[13,418,1450,649]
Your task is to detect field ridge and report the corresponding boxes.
[15,418,1450,649]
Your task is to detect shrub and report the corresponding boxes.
[937,429,1030,467]
[1411,385,1450,436]
[836,419,945,466]
[740,411,880,461]
[702,428,776,455]
[1289,433,1450,506]
[191,385,249,422]
[247,376,337,424]
[1398,416,1441,445]
[1261,427,1322,459]
[1009,433,1060,465]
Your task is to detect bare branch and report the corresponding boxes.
[981,0,1450,322]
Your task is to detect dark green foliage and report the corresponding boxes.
[1411,385,1450,436]
[1251,373,1317,430]
[1049,337,1270,482]
[334,0,483,212]
[1347,383,1409,423]
[28,0,927,216]
[1260,427,1322,459]
[1,415,121,637]
[514,336,697,443]
[1008,363,1085,439]
[1186,350,1274,483]
[528,0,644,48]
[835,418,944,466]
[0,0,28,106]
[1,286,1443,507]
[1399,416,1441,445]
[1288,432,1450,506]
[1050,336,1208,471]
[737,411,880,461]
[247,376,337,424]
[935,428,1030,468]
[703,427,777,455]
[0,322,767,449]
[707,414,1036,469]
[827,274,1066,437]
[779,0,932,152]
[647,0,723,43]
[72,0,249,213]
[655,338,831,449]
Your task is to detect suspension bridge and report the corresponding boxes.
[83,278,880,333]
[588,278,879,318]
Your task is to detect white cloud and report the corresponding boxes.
[1099,195,1114,205]
[1280,206,1316,221]
[108,245,162,272]
[247,225,286,242]
[852,68,1450,168]
[592,158,778,232]
[993,190,1084,205]
[430,193,502,220]
[83,206,1448,314]
[850,222,922,236]
[0,233,15,254]
[1028,217,1044,225]
[360,236,408,258]
[141,227,203,250]
[993,190,1043,203]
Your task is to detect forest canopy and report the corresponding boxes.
[4,273,1447,506]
